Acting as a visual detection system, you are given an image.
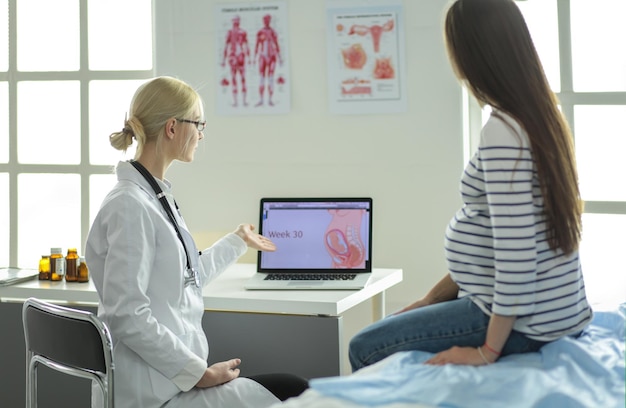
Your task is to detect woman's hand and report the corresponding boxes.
[393,274,458,316]
[234,224,276,252]
[425,346,494,366]
[196,358,242,388]
[393,298,430,315]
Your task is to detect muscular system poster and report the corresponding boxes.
[326,0,407,115]
[215,1,290,115]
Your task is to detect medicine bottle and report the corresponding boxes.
[38,255,50,280]
[77,257,90,283]
[50,248,66,281]
[65,248,79,282]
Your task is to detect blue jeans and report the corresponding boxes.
[348,297,548,372]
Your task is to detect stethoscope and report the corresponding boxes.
[130,160,201,288]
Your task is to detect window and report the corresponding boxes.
[0,0,154,268]
[465,0,626,304]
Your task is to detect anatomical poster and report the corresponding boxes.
[326,0,407,115]
[215,1,290,115]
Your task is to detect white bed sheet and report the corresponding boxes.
[274,303,625,408]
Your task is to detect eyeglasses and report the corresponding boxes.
[177,118,207,132]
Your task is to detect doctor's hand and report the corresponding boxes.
[196,358,242,388]
[234,223,277,252]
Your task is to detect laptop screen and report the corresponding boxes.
[257,198,373,272]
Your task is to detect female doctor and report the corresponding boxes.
[86,76,307,408]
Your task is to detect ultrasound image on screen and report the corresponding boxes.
[259,201,371,270]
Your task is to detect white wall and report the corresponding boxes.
[154,0,464,371]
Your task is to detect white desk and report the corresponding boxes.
[0,264,402,408]
[200,263,402,318]
[0,264,402,318]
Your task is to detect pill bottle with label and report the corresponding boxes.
[50,248,66,281]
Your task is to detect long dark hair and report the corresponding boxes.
[444,0,583,254]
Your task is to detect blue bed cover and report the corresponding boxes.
[311,303,626,408]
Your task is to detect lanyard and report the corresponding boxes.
[129,160,201,288]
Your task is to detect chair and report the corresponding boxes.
[22,297,114,408]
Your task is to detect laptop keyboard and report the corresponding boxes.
[264,273,357,281]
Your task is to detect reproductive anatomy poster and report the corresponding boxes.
[326,0,407,114]
[215,1,290,116]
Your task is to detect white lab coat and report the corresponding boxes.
[86,161,279,408]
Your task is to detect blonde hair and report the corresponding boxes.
[109,76,202,158]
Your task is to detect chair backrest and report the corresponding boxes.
[22,297,114,408]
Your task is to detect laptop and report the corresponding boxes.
[0,267,39,287]
[245,197,373,290]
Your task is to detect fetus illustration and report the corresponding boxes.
[324,209,366,269]
[341,43,367,69]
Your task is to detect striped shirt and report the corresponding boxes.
[445,110,592,341]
